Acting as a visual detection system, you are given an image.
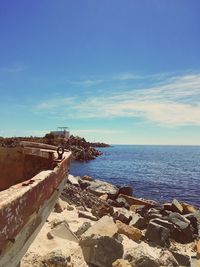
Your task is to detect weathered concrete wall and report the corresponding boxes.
[0,151,71,267]
[0,148,53,191]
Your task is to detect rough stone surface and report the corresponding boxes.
[164,203,173,212]
[172,199,183,214]
[79,179,90,190]
[118,186,133,197]
[113,207,132,224]
[66,205,74,211]
[107,199,125,208]
[197,240,200,255]
[67,174,80,187]
[75,222,91,238]
[118,194,155,208]
[116,197,130,209]
[88,180,119,198]
[61,184,108,209]
[82,216,118,238]
[82,175,93,181]
[171,251,190,266]
[41,250,71,267]
[158,250,179,266]
[125,245,178,267]
[116,220,142,242]
[168,212,194,243]
[130,205,144,213]
[91,203,114,218]
[146,207,164,220]
[172,226,194,243]
[99,193,109,201]
[80,234,123,267]
[145,221,170,247]
[78,210,98,221]
[49,222,79,243]
[112,259,132,267]
[169,212,190,230]
[129,213,147,229]
[184,213,198,235]
[54,201,65,213]
[124,245,160,267]
[151,218,174,232]
[182,203,198,214]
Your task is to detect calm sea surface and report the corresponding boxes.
[71,145,200,207]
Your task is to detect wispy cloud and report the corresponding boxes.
[33,71,200,127]
[113,72,140,81]
[66,79,104,87]
[35,97,75,111]
[0,65,26,73]
[73,129,124,134]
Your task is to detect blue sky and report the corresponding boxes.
[0,0,200,144]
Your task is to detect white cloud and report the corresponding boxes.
[66,79,104,87]
[34,72,200,127]
[73,129,124,134]
[35,97,75,111]
[113,73,140,81]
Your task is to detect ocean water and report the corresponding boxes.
[71,145,200,207]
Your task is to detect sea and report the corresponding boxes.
[71,145,200,207]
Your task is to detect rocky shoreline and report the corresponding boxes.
[21,174,200,267]
[0,135,108,161]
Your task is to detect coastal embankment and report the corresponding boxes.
[0,135,107,161]
[21,174,200,267]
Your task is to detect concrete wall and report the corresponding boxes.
[0,148,53,191]
[0,151,71,267]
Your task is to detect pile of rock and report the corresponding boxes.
[60,174,200,267]
[0,136,104,161]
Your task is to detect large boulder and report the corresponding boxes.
[116,220,142,242]
[171,199,183,214]
[150,218,174,232]
[193,211,200,237]
[129,213,147,230]
[67,174,80,187]
[113,207,132,224]
[118,186,133,196]
[184,213,199,235]
[158,250,179,267]
[145,221,170,247]
[168,212,194,243]
[80,216,123,267]
[168,212,190,229]
[88,180,119,198]
[80,234,123,267]
[182,202,198,214]
[171,251,190,266]
[82,215,118,238]
[118,194,155,208]
[124,245,178,267]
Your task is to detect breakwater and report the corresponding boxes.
[71,145,200,207]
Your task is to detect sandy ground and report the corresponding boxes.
[21,197,197,267]
[21,200,94,267]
